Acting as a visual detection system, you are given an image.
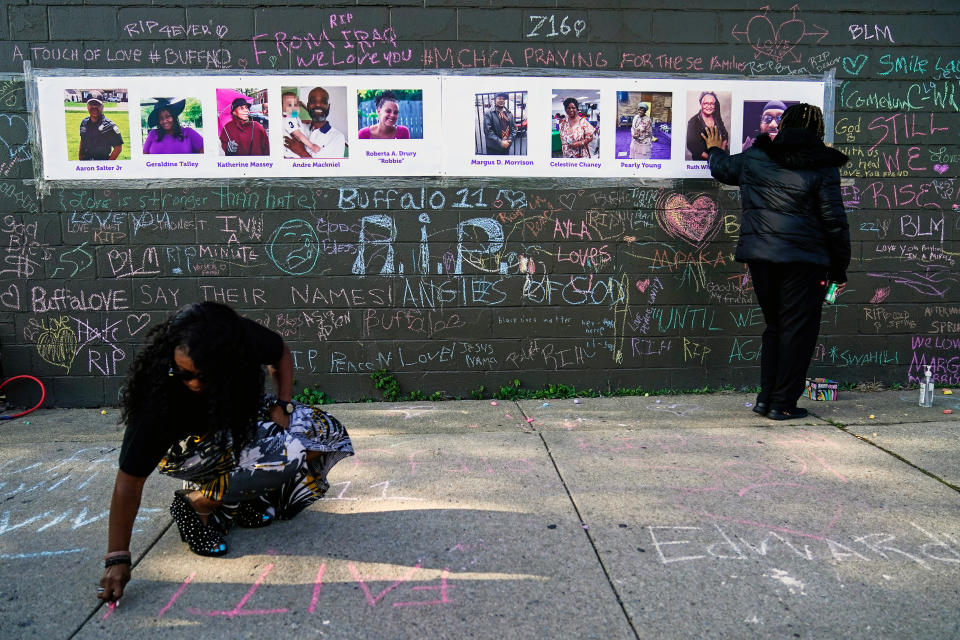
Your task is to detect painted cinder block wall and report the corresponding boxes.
[0,2,957,406]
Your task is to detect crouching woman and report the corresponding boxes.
[98,302,353,603]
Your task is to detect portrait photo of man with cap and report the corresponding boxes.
[477,90,526,156]
[67,89,128,161]
[216,88,270,157]
[742,100,795,151]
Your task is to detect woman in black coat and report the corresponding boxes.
[702,104,850,420]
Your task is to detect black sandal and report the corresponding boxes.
[170,490,228,557]
[235,500,274,528]
[216,500,274,530]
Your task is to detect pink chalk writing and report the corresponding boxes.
[348,561,421,606]
[186,563,289,617]
[158,572,195,618]
[393,569,454,607]
[138,560,458,622]
[308,563,325,614]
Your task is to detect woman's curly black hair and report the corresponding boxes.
[120,302,265,452]
[154,109,185,142]
[779,103,825,141]
[375,90,398,110]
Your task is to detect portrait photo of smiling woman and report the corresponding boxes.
[686,90,730,161]
[357,89,423,140]
[141,97,204,155]
[216,87,269,156]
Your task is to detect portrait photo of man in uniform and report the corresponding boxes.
[65,89,129,161]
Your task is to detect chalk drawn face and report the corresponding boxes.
[267,219,319,276]
[377,100,399,127]
[158,109,174,132]
[173,346,207,394]
[760,108,784,138]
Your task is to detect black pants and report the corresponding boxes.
[748,261,827,411]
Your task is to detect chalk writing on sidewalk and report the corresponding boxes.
[153,560,457,621]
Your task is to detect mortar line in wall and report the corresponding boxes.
[512,400,643,640]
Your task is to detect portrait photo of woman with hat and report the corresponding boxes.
[216,88,270,156]
[141,97,204,155]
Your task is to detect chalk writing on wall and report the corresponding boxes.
[0,1,956,405]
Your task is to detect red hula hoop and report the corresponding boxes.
[0,375,46,420]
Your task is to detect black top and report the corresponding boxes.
[483,107,515,154]
[707,128,851,282]
[686,111,728,161]
[79,116,123,160]
[118,318,283,477]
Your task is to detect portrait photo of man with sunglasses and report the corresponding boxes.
[742,100,796,151]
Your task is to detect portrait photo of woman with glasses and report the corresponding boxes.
[686,90,730,161]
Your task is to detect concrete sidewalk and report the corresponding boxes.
[1,390,958,639]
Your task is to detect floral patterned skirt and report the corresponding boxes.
[157,399,354,520]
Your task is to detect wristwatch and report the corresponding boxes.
[275,399,295,415]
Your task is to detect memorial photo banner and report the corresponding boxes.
[34,74,826,180]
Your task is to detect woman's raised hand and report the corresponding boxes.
[701,126,725,152]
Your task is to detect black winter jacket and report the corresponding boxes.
[707,128,851,282]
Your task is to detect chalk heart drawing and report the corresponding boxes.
[0,114,31,162]
[636,278,651,293]
[126,313,151,336]
[933,164,949,175]
[36,317,77,372]
[0,284,19,309]
[731,6,828,64]
[498,189,526,209]
[558,193,577,210]
[657,193,720,250]
[841,54,869,76]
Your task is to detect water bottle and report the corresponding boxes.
[919,365,934,407]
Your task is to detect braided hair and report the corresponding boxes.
[779,103,825,141]
[120,302,264,452]
[375,91,398,110]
